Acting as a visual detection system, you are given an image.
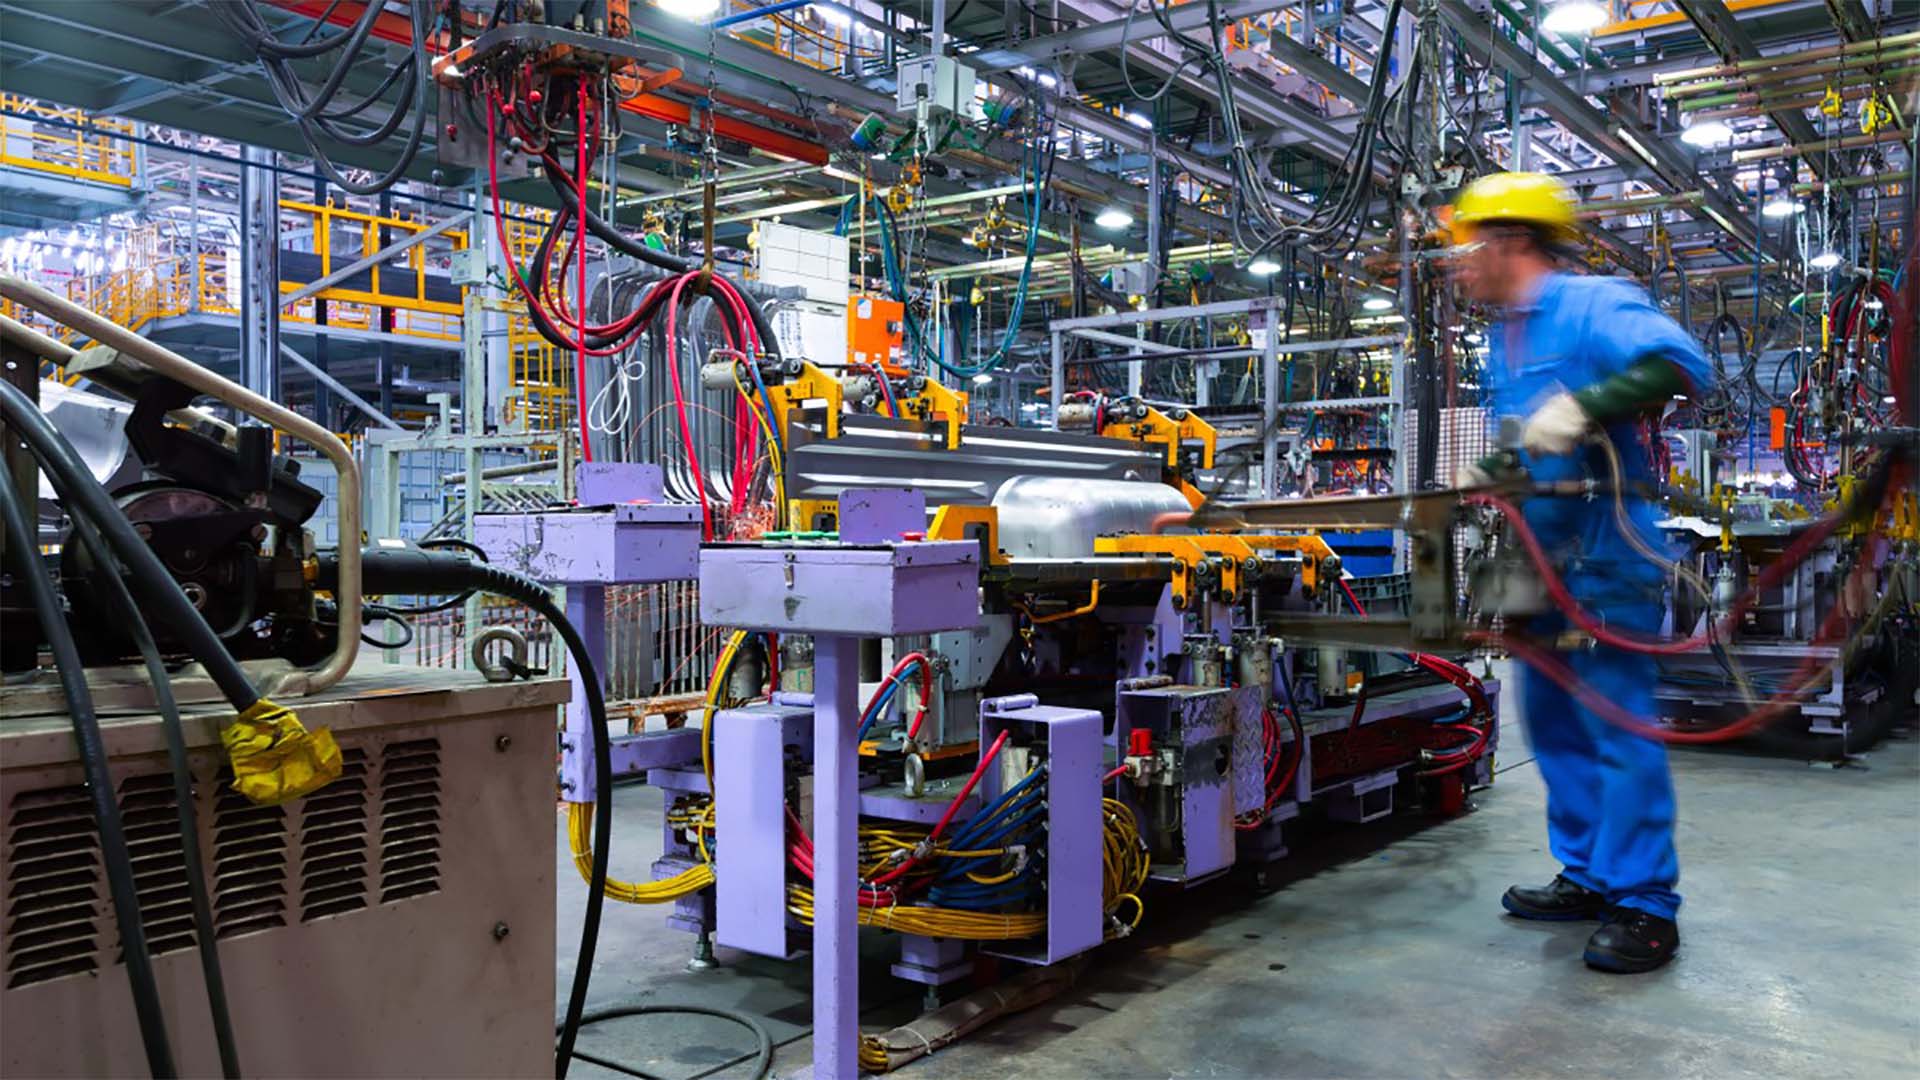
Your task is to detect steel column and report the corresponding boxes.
[1261,320,1280,498]
[1049,330,1065,430]
[812,633,861,1080]
[561,585,608,801]
[238,144,279,399]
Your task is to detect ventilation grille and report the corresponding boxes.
[379,739,442,903]
[300,748,370,922]
[213,777,288,939]
[117,774,197,958]
[4,786,101,987]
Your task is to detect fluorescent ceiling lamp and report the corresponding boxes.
[1808,251,1842,271]
[1094,207,1134,229]
[1615,126,1661,169]
[1362,296,1395,312]
[1123,111,1153,130]
[971,372,994,386]
[1761,195,1802,218]
[1540,0,1607,35]
[1248,257,1281,276]
[1680,119,1733,148]
[656,0,721,17]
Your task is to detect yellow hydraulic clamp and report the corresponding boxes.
[764,360,846,440]
[898,377,969,449]
[1100,404,1217,471]
[1094,533,1336,609]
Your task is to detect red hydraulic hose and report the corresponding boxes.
[663,275,713,540]
[574,86,592,462]
[1481,533,1882,744]
[1465,490,1854,657]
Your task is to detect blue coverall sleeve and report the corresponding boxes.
[1583,280,1715,395]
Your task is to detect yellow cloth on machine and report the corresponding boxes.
[221,698,342,805]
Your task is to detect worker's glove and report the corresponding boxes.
[1520,391,1593,457]
[1453,461,1494,488]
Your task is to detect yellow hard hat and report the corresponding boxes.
[1452,171,1579,243]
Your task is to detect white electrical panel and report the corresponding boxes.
[757,222,850,305]
[895,55,977,118]
[774,303,849,368]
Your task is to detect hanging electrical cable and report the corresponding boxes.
[0,476,178,1080]
[212,0,434,195]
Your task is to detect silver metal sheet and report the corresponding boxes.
[991,474,1193,559]
[784,412,1165,507]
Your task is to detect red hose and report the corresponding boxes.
[1466,490,1849,656]
[573,86,593,462]
[1481,533,1879,743]
[663,275,713,540]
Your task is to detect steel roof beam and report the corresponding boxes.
[967,0,1297,73]
[1435,0,1768,257]
[1670,0,1831,180]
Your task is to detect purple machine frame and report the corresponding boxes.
[977,695,1104,965]
[472,462,702,804]
[699,488,980,1080]
[473,464,713,931]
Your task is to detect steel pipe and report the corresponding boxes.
[1654,30,1920,85]
[1730,127,1911,163]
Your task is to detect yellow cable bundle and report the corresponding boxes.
[783,885,1050,941]
[567,801,715,903]
[1101,797,1150,935]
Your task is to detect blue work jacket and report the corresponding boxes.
[1484,272,1714,602]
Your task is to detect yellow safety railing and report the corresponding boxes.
[0,94,137,187]
[500,213,570,435]
[8,195,572,435]
[278,199,467,341]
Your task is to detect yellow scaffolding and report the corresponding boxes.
[0,94,138,187]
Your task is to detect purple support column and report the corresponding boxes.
[561,584,607,803]
[812,633,860,1080]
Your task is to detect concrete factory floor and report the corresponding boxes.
[557,672,1920,1080]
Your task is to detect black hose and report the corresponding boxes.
[562,1005,775,1080]
[315,542,614,1078]
[29,477,241,1078]
[0,380,261,712]
[537,153,785,361]
[0,474,178,1079]
[474,561,613,1077]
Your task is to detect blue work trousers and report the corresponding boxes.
[1521,586,1681,919]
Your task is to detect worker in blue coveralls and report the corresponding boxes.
[1450,171,1713,973]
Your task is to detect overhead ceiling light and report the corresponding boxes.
[655,0,721,18]
[1761,195,1802,218]
[1540,0,1607,36]
[1808,251,1842,271]
[1247,257,1281,276]
[1094,207,1134,230]
[971,372,995,386]
[1123,111,1153,130]
[1679,119,1733,148]
[1362,296,1395,312]
[1614,126,1661,169]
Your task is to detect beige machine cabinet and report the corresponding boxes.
[1,664,567,1078]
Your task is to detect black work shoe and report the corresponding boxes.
[1501,875,1608,921]
[1584,908,1680,973]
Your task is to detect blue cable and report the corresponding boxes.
[745,357,784,459]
